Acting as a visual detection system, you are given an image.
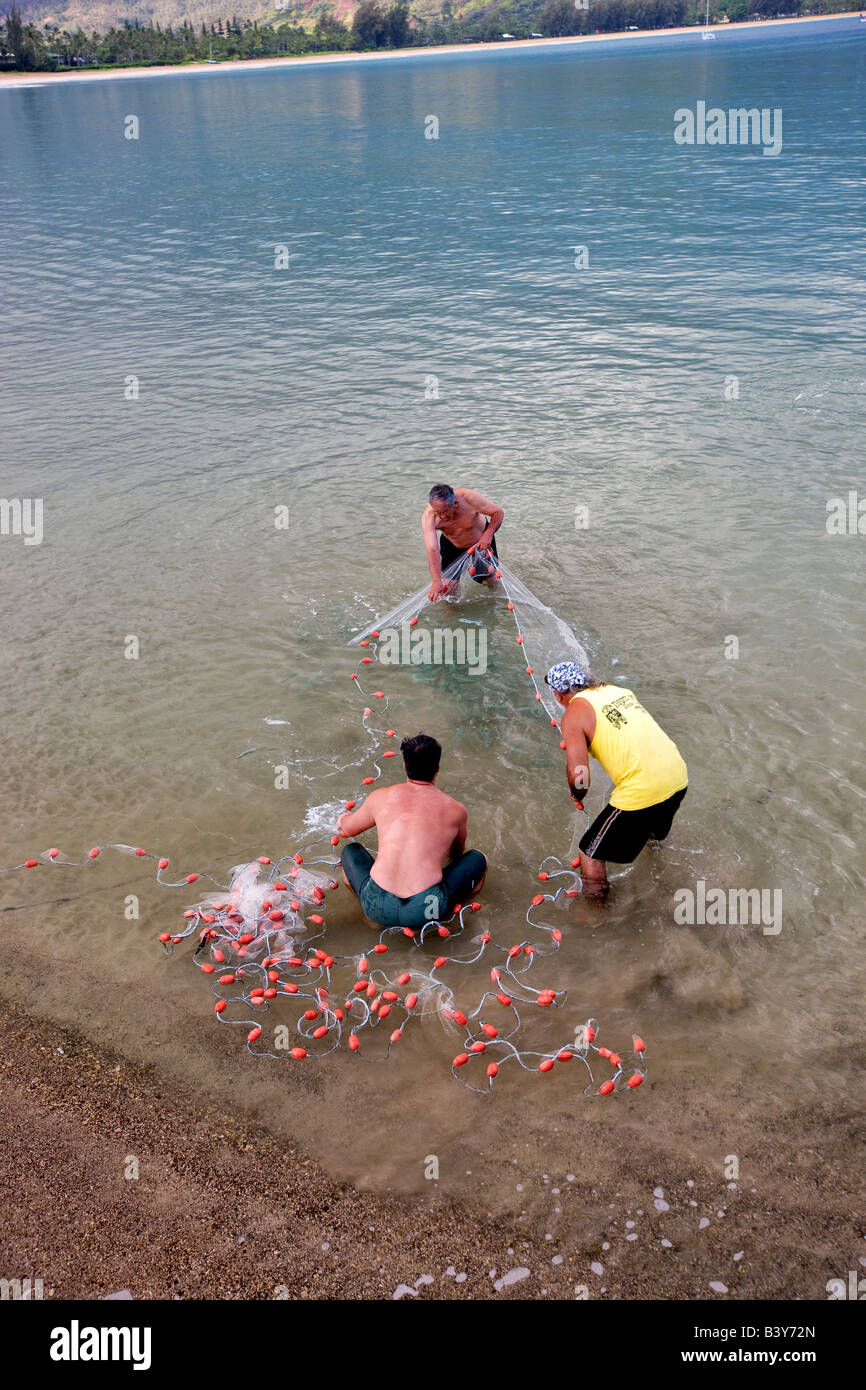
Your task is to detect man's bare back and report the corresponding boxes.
[338,781,466,896]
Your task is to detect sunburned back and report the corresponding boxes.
[370,783,464,896]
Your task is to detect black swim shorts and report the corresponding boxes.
[579,787,687,864]
[340,842,487,928]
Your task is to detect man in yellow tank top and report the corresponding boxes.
[545,661,688,893]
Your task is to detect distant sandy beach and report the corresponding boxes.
[0,12,860,88]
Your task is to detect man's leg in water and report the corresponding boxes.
[577,849,609,896]
[441,849,488,910]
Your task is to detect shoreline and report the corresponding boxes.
[0,991,859,1300]
[0,13,860,88]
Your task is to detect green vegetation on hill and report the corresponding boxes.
[0,0,847,72]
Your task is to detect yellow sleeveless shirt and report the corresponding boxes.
[571,684,688,812]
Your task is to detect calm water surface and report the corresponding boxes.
[1,21,864,1207]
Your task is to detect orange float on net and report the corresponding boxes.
[598,1046,611,1058]
[386,729,396,737]
[453,1054,469,1067]
[379,1004,392,1020]
[258,856,271,865]
[409,617,418,627]
[213,949,226,963]
[552,929,563,942]
[359,640,369,647]
[48,848,59,858]
[539,1058,555,1073]
[507,945,521,959]
[374,691,385,699]
[345,800,355,810]
[363,707,372,716]
[538,872,549,881]
[24,859,39,868]
[313,1025,328,1039]
[215,1000,227,1014]
[361,656,372,664]
[516,636,524,645]
[405,993,418,1009]
[627,1074,643,1088]
[482,1023,498,1038]
[490,967,501,982]
[453,1010,468,1026]
[633,1036,646,1053]
[557,1050,573,1062]
[532,894,544,906]
[330,835,339,846]
[497,993,512,1007]
[560,740,566,750]
[373,943,388,954]
[487,1062,499,1079]
[470,902,482,911]
[159,932,171,943]
[371,630,380,639]
[586,1024,595,1042]
[433,956,446,969]
[362,777,374,785]
[397,971,410,984]
[201,964,215,975]
[290,1047,307,1060]
[382,990,398,1002]
[403,927,415,937]
[599,1080,615,1096]
[310,914,324,925]
[268,910,284,922]
[438,925,449,938]
[349,1034,360,1051]
[470,1042,486,1054]
[609,1053,622,1068]
[247,1027,262,1043]
[158,858,169,869]
[565,889,580,898]
[135,848,147,857]
[468,566,476,576]
[390,1028,402,1042]
[89,847,100,859]
[507,602,514,611]
[187,873,199,884]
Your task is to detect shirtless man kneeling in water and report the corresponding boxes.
[422,483,504,601]
[336,732,487,929]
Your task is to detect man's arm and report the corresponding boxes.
[336,792,378,839]
[421,504,446,598]
[562,709,591,806]
[459,488,504,551]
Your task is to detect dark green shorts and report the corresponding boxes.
[341,843,487,928]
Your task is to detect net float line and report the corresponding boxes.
[1,550,647,1094]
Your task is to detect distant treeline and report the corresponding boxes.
[0,0,846,72]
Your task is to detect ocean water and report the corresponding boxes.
[1,22,864,1222]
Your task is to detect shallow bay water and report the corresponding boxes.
[1,21,864,1266]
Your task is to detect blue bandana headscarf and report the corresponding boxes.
[545,661,588,693]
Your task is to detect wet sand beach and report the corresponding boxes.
[2,994,859,1301]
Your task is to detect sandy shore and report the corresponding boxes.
[0,991,859,1301]
[0,14,860,89]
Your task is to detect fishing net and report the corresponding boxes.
[2,546,647,1096]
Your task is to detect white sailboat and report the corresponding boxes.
[702,0,716,39]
